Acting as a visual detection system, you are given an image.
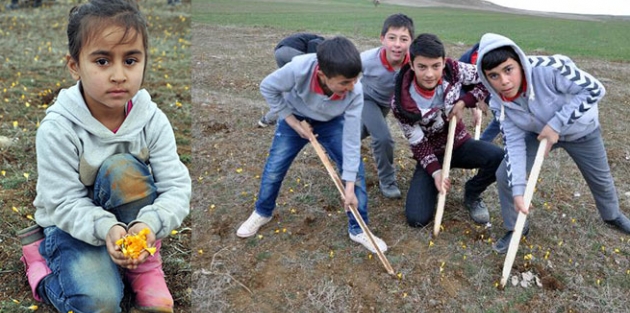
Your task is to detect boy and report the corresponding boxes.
[459,42,500,143]
[258,32,325,127]
[476,33,630,253]
[237,36,388,253]
[360,13,414,199]
[390,33,504,228]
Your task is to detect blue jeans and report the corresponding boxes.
[405,139,504,227]
[38,154,157,312]
[480,110,500,143]
[255,116,369,235]
[496,128,620,231]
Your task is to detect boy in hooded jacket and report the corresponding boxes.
[476,33,630,253]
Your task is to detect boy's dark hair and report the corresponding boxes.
[67,0,148,69]
[480,46,521,73]
[409,33,444,61]
[381,13,415,39]
[316,36,362,79]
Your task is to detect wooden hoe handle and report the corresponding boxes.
[500,138,547,288]
[300,121,395,276]
[433,116,458,237]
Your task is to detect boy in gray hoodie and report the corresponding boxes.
[476,33,630,254]
[237,36,388,254]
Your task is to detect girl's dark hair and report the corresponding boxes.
[480,46,520,72]
[316,36,362,79]
[67,0,148,64]
[409,33,444,61]
[381,13,415,39]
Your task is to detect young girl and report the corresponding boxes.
[18,0,191,312]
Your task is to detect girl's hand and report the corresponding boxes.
[106,225,134,268]
[127,222,156,266]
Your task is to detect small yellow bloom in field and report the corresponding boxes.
[274,229,280,234]
[25,102,30,107]
[257,234,263,239]
[329,250,334,258]
[368,254,372,260]
[171,230,179,235]
[12,299,19,304]
[601,246,606,252]
[614,248,620,253]
[1,170,5,176]
[402,292,407,298]
[198,249,203,255]
[115,228,156,259]
[166,83,172,89]
[13,121,18,128]
[210,204,216,210]
[428,240,434,247]
[626,270,629,275]
[24,173,29,180]
[28,304,38,310]
[596,279,601,285]
[26,214,34,220]
[524,254,533,261]
[236,168,243,173]
[397,272,402,279]
[12,206,19,213]
[282,228,287,233]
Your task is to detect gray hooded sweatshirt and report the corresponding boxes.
[476,33,605,197]
[33,83,191,246]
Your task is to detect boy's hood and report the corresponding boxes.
[46,82,156,137]
[476,33,533,102]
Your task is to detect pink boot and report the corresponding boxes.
[126,240,174,313]
[17,225,51,302]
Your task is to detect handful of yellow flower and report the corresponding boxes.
[115,228,157,259]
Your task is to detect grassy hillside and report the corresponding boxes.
[195,0,630,61]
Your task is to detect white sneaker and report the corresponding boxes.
[349,232,388,253]
[236,211,272,238]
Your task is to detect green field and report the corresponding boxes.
[194,0,630,61]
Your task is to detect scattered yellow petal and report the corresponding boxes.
[171,230,179,235]
[397,272,403,279]
[198,249,203,255]
[428,240,434,247]
[282,228,287,233]
[258,234,263,239]
[402,292,407,298]
[368,253,372,260]
[236,168,243,173]
[24,173,30,179]
[12,206,19,213]
[1,170,5,176]
[12,299,19,304]
[13,121,18,128]
[28,304,38,310]
[26,214,34,220]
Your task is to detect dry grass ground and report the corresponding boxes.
[190,20,630,313]
[0,1,191,312]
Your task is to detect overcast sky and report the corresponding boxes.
[486,0,630,16]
